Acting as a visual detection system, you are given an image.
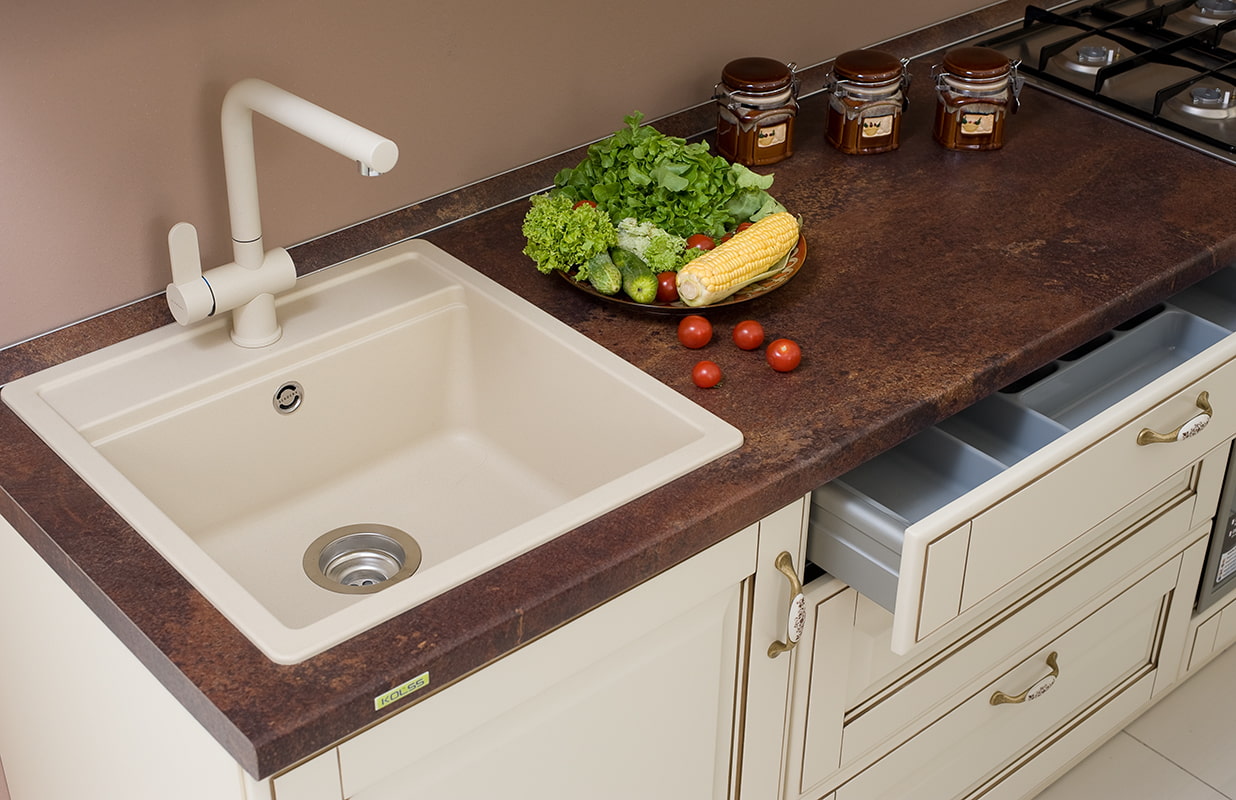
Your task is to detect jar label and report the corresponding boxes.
[757,123,787,148]
[861,114,894,138]
[959,111,996,135]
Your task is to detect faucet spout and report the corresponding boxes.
[221,78,399,269]
[167,79,398,348]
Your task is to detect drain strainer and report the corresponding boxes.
[304,524,422,594]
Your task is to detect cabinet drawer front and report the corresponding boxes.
[889,353,1236,653]
[841,501,1203,768]
[808,306,1236,657]
[962,380,1235,610]
[835,556,1180,800]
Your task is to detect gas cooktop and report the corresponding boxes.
[970,0,1236,164]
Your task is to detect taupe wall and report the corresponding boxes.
[0,0,986,348]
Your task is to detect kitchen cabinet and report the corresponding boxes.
[785,268,1236,800]
[5,4,1236,793]
[0,498,807,800]
[786,501,1210,800]
[0,514,260,800]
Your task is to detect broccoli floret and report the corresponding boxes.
[615,218,688,273]
[522,193,617,274]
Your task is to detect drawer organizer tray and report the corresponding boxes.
[809,267,1236,653]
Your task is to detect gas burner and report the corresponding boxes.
[1178,0,1236,26]
[972,3,1236,165]
[1169,83,1236,119]
[1197,0,1236,14]
[1052,38,1125,75]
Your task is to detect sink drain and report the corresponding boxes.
[273,381,304,414]
[304,524,422,594]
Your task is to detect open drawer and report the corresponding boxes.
[809,269,1236,655]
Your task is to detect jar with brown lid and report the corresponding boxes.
[825,49,909,155]
[715,57,798,166]
[932,46,1023,151]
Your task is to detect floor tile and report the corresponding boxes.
[1125,644,1236,796]
[1033,732,1227,800]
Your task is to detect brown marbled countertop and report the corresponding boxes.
[4,1,1236,781]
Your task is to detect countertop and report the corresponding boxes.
[4,1,1236,780]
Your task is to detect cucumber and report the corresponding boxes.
[610,247,658,303]
[583,251,622,296]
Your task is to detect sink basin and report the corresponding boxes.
[2,241,742,663]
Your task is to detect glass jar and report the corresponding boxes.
[715,57,799,166]
[932,46,1023,151]
[825,49,909,155]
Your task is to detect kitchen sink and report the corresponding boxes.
[1,241,742,664]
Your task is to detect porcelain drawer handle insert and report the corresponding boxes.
[768,551,806,658]
[990,651,1060,706]
[1137,391,1212,446]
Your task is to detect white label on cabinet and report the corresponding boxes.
[374,671,430,710]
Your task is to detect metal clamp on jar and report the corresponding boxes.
[715,57,799,166]
[825,49,910,155]
[932,46,1023,151]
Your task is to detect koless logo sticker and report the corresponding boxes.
[374,672,430,711]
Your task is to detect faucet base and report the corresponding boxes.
[231,294,284,348]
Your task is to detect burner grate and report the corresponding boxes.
[973,0,1236,159]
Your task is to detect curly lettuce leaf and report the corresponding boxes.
[521,193,617,275]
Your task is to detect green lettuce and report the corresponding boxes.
[615,218,688,273]
[553,112,779,239]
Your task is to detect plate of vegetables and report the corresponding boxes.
[521,112,804,313]
[559,230,805,315]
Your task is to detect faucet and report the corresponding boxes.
[166,79,399,347]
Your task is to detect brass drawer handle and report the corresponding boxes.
[1137,391,1212,446]
[990,651,1060,706]
[767,551,806,658]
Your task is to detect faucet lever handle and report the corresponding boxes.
[169,221,203,285]
[166,222,214,326]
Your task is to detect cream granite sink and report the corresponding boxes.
[1,240,742,664]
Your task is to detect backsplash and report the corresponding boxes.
[0,0,988,350]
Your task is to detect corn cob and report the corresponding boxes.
[676,212,800,307]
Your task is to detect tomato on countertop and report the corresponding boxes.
[692,360,723,388]
[766,338,802,372]
[732,320,765,351]
[677,315,713,349]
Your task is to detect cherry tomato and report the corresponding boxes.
[572,199,597,209]
[736,221,754,233]
[732,320,765,351]
[656,272,679,303]
[692,360,723,388]
[766,338,802,372]
[686,233,716,251]
[677,315,713,349]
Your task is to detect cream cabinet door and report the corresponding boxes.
[738,496,811,800]
[0,516,252,800]
[333,525,759,800]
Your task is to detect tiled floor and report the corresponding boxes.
[0,646,1233,800]
[1036,642,1236,799]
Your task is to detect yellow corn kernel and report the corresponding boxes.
[676,212,800,307]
